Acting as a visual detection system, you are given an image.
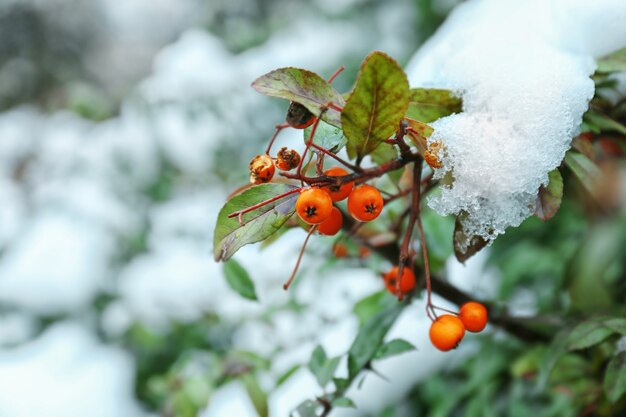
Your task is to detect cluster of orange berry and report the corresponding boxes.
[296,167,384,234]
[250,150,385,236]
[428,302,488,351]
[380,266,487,351]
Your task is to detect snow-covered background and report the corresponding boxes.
[0,0,624,416]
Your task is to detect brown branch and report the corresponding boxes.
[397,160,422,296]
[281,151,421,186]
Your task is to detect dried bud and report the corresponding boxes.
[249,154,275,184]
[424,141,444,169]
[275,147,301,171]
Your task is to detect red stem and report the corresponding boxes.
[432,305,458,315]
[296,115,324,183]
[393,120,412,159]
[397,160,422,297]
[309,142,362,172]
[327,66,345,84]
[227,187,302,224]
[383,188,412,204]
[265,123,289,155]
[326,102,344,112]
[283,225,318,290]
[416,195,435,320]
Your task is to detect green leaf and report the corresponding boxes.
[342,51,410,161]
[604,318,626,336]
[596,47,626,74]
[214,183,299,261]
[537,329,570,389]
[293,400,320,417]
[584,111,626,135]
[568,223,618,311]
[332,377,349,391]
[534,169,563,221]
[604,351,626,403]
[331,397,356,408]
[563,151,602,200]
[308,346,341,388]
[407,88,462,122]
[223,260,258,301]
[276,365,300,388]
[251,67,345,127]
[567,319,614,350]
[453,212,488,264]
[348,302,403,379]
[374,338,416,360]
[303,119,347,154]
[511,346,545,379]
[228,350,270,370]
[376,406,396,417]
[308,345,326,382]
[353,291,396,326]
[241,373,269,417]
[370,142,398,165]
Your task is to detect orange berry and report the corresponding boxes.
[429,314,466,352]
[276,147,301,171]
[347,185,384,222]
[295,188,333,225]
[321,167,354,202]
[332,242,348,258]
[358,246,371,258]
[249,154,275,184]
[383,266,415,296]
[286,101,315,129]
[459,301,488,333]
[317,206,343,236]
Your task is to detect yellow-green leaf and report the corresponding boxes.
[341,51,409,162]
[407,88,462,122]
[596,47,626,74]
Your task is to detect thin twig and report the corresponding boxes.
[327,66,345,84]
[309,142,362,172]
[283,225,318,290]
[227,187,301,223]
[296,113,324,184]
[265,123,289,155]
[397,160,422,296]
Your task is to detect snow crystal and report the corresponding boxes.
[406,0,626,244]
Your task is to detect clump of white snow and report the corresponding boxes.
[406,0,626,245]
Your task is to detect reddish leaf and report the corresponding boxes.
[534,169,563,221]
[453,214,488,264]
[251,67,344,127]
